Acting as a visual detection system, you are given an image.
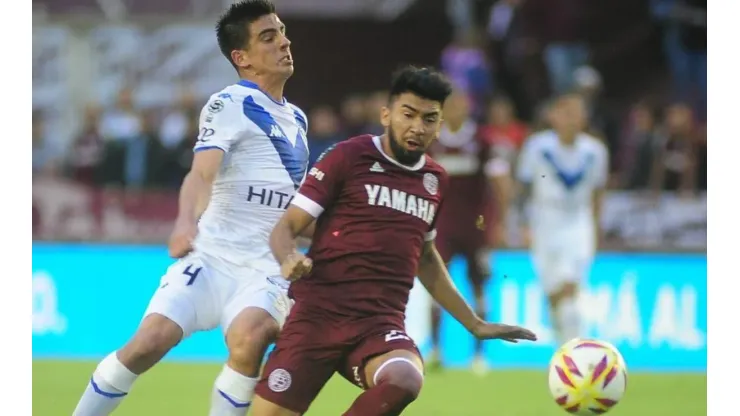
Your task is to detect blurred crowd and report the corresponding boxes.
[32,0,706,195]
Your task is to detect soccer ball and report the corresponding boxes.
[548,338,628,415]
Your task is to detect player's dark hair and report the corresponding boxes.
[388,65,453,105]
[216,0,276,69]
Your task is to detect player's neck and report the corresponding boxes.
[240,73,286,103]
[556,130,578,146]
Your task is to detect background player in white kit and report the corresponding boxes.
[73,2,308,415]
[515,93,609,345]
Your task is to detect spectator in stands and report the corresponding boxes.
[486,0,547,121]
[155,91,199,188]
[68,105,105,186]
[159,90,198,150]
[340,94,369,138]
[440,28,494,119]
[619,102,664,190]
[98,87,147,188]
[479,96,528,164]
[522,0,590,94]
[362,90,388,136]
[650,102,697,195]
[32,111,62,177]
[307,105,344,169]
[573,66,621,170]
[651,0,707,118]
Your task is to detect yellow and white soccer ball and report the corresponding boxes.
[548,338,628,415]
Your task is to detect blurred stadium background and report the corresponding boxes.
[32,0,706,414]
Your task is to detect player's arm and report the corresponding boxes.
[417,241,538,342]
[270,143,348,280]
[177,151,223,224]
[592,142,610,249]
[168,95,243,258]
[417,240,482,331]
[270,205,316,266]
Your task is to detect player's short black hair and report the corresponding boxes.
[216,0,276,68]
[388,65,453,105]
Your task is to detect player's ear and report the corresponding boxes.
[380,106,391,128]
[231,49,250,70]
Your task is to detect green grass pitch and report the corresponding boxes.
[33,360,706,415]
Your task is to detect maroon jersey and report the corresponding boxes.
[428,120,508,244]
[290,135,448,322]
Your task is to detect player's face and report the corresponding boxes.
[235,14,293,78]
[552,96,587,133]
[442,91,469,126]
[381,93,443,165]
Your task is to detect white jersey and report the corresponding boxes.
[192,79,309,276]
[516,130,608,243]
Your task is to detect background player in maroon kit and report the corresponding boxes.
[248,66,536,416]
[426,90,512,374]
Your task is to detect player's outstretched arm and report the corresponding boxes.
[168,149,224,258]
[417,241,537,343]
[270,205,316,281]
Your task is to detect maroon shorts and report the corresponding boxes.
[254,304,421,414]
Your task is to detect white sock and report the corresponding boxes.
[72,352,138,416]
[209,365,258,416]
[556,297,582,345]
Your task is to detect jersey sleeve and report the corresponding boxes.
[291,142,349,218]
[593,141,610,188]
[193,94,244,153]
[515,136,538,183]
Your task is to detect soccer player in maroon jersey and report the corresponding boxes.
[248,66,537,416]
[426,90,512,374]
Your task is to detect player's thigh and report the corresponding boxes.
[142,253,221,338]
[339,328,423,390]
[254,313,343,414]
[248,396,300,416]
[222,274,293,336]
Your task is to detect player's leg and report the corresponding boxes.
[341,332,424,416]
[538,243,591,345]
[73,257,216,415]
[428,237,454,370]
[210,277,291,415]
[549,249,593,344]
[248,307,342,416]
[466,248,492,374]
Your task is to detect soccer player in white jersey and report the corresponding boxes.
[72,2,309,415]
[515,93,608,345]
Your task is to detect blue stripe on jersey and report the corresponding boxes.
[292,108,307,131]
[243,96,308,189]
[542,150,594,190]
[238,79,286,106]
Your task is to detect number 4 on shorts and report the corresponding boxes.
[183,265,202,286]
[385,330,411,342]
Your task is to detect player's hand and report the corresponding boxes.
[168,219,197,259]
[281,252,313,282]
[471,321,538,343]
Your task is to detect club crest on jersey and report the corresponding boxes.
[423,173,439,195]
[365,184,437,225]
[208,100,224,113]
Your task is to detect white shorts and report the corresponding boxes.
[142,252,292,338]
[531,240,594,295]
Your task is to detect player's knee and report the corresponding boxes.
[377,363,423,401]
[119,314,182,370]
[227,311,280,372]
